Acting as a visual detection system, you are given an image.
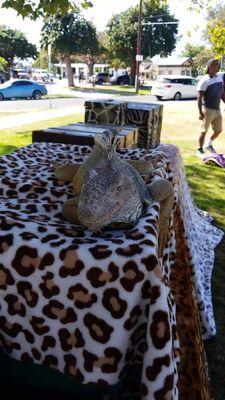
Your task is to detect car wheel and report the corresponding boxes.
[98,79,103,85]
[33,90,42,100]
[0,93,4,101]
[174,92,181,100]
[156,96,162,100]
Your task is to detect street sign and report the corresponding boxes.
[136,54,143,62]
[48,44,52,56]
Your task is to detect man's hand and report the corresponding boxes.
[199,112,204,120]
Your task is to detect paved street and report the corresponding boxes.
[0,78,197,129]
[0,79,157,129]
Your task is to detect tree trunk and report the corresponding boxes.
[63,54,74,87]
[85,55,94,79]
[5,61,12,80]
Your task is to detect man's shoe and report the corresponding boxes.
[197,147,205,156]
[205,144,216,153]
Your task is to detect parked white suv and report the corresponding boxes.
[32,69,54,82]
[151,75,198,100]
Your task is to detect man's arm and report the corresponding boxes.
[197,91,205,120]
[221,89,225,103]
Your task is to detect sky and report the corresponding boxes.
[0,0,207,55]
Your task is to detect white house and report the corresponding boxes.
[54,62,110,79]
[140,56,194,81]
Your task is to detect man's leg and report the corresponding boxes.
[206,109,222,152]
[198,108,214,153]
[199,131,206,149]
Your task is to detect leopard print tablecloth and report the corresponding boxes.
[0,143,179,400]
[160,144,223,400]
[160,143,224,340]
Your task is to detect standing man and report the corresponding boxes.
[197,58,225,155]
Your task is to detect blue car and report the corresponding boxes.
[0,79,47,100]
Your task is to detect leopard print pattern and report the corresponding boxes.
[84,100,163,149]
[159,143,223,340]
[125,102,163,149]
[171,205,214,400]
[160,144,223,400]
[0,143,179,400]
[85,100,127,126]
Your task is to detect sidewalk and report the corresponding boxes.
[0,81,117,129]
[0,105,84,130]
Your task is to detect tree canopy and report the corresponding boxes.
[2,0,93,19]
[180,43,212,76]
[0,26,37,69]
[207,20,225,62]
[41,12,99,86]
[33,48,59,69]
[204,3,225,65]
[194,47,214,75]
[105,0,178,81]
[181,43,206,59]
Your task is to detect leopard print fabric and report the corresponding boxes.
[0,143,179,400]
[159,143,224,340]
[160,144,223,400]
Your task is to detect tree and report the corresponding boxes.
[181,43,208,75]
[33,48,59,69]
[207,21,225,66]
[181,43,205,59]
[193,48,214,75]
[0,57,7,71]
[74,28,102,78]
[203,4,225,67]
[0,26,37,76]
[2,0,92,19]
[105,0,178,84]
[41,13,99,86]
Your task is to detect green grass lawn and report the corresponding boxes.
[0,114,84,156]
[0,101,224,399]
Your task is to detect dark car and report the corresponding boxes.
[94,72,110,84]
[109,74,130,85]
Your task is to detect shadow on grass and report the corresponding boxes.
[15,131,32,137]
[204,234,225,400]
[69,85,137,97]
[0,145,18,156]
[184,163,224,222]
[184,157,225,399]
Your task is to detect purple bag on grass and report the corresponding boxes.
[203,153,225,168]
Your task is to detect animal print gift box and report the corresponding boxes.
[85,99,127,125]
[125,102,163,149]
[84,99,163,149]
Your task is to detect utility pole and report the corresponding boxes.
[48,43,52,109]
[135,0,142,94]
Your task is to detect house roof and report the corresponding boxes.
[153,57,193,66]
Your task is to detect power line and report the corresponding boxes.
[142,21,179,25]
